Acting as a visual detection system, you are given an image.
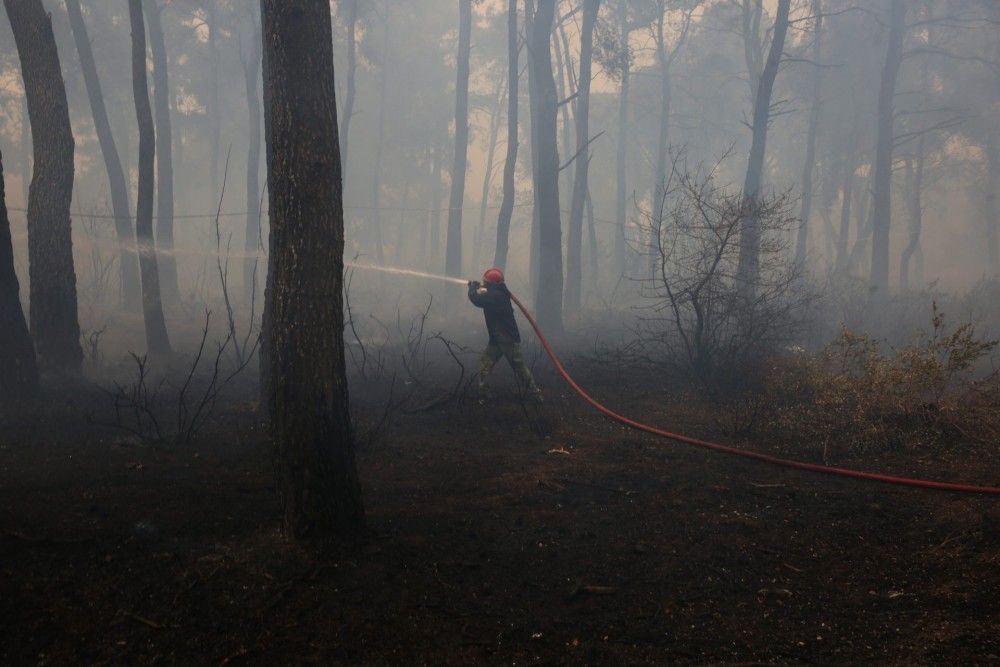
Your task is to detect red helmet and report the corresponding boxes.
[482,267,505,284]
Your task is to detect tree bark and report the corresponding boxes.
[493,0,520,270]
[868,0,906,297]
[613,0,630,277]
[144,0,178,304]
[564,0,600,312]
[835,145,856,273]
[794,0,823,265]
[6,0,82,372]
[64,0,140,310]
[129,0,172,358]
[428,144,443,267]
[529,0,563,331]
[260,0,365,541]
[0,149,38,401]
[735,0,791,292]
[650,5,674,279]
[445,0,473,277]
[243,11,263,298]
[525,0,541,289]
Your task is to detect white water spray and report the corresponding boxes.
[344,262,467,285]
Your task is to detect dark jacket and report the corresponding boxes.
[468,281,521,344]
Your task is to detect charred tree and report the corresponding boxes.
[794,0,823,266]
[529,0,563,331]
[445,0,473,277]
[493,0,519,269]
[564,0,600,312]
[64,0,140,310]
[899,149,925,289]
[129,0,171,358]
[144,0,178,303]
[868,0,906,297]
[6,0,82,372]
[260,0,365,541]
[735,0,791,292]
[242,11,263,297]
[0,149,38,401]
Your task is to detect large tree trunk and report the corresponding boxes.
[445,0,473,277]
[613,0,630,277]
[129,0,171,359]
[260,0,365,541]
[735,0,791,291]
[564,0,600,312]
[64,0,140,311]
[529,0,563,331]
[493,0,519,269]
[794,0,823,265]
[6,0,82,372]
[525,0,541,288]
[339,0,358,173]
[868,0,906,297]
[0,149,38,401]
[144,1,178,304]
[243,11,263,298]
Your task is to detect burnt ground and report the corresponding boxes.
[1,360,998,666]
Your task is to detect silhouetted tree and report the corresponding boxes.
[260,0,366,540]
[144,0,179,303]
[129,0,172,358]
[5,0,82,372]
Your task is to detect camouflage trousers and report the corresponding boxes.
[478,341,539,393]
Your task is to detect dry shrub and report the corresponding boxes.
[757,304,999,460]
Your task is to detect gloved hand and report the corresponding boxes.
[468,280,480,290]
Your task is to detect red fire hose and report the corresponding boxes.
[510,294,1000,496]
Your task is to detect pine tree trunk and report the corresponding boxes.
[260,0,365,541]
[564,0,600,312]
[129,0,172,359]
[650,8,673,280]
[64,0,140,311]
[243,12,263,299]
[5,0,82,372]
[835,146,856,273]
[144,1,178,304]
[525,0,541,289]
[529,0,563,331]
[473,85,503,272]
[987,137,1000,276]
[736,0,791,292]
[493,0,519,270]
[0,149,38,401]
[445,0,473,277]
[428,145,443,268]
[869,0,906,297]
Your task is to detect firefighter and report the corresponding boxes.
[467,268,541,399]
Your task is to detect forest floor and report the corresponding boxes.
[1,359,998,666]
